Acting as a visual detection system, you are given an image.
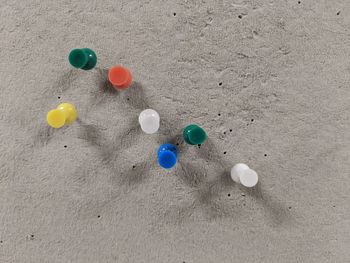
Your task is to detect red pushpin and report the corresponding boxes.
[108,66,132,89]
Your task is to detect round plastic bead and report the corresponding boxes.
[108,66,132,89]
[230,163,258,187]
[68,48,97,70]
[47,103,77,128]
[183,124,207,145]
[139,109,160,134]
[158,144,177,169]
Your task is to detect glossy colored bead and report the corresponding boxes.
[157,144,177,169]
[68,48,97,70]
[230,163,258,187]
[47,103,77,129]
[183,124,207,145]
[139,109,160,134]
[108,66,132,89]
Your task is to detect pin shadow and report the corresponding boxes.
[173,161,239,220]
[240,183,292,226]
[52,69,81,93]
[77,119,142,163]
[33,125,56,147]
[196,138,229,169]
[76,118,149,187]
[166,168,242,222]
[122,81,150,110]
[116,153,156,187]
[175,161,207,188]
[77,120,105,147]
[44,69,81,98]
[33,124,70,147]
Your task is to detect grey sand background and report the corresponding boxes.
[0,0,349,262]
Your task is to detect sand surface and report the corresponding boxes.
[0,0,349,262]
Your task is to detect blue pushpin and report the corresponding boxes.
[157,144,177,169]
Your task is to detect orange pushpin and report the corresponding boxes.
[47,103,77,128]
[108,66,132,89]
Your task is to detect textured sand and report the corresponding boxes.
[0,0,349,262]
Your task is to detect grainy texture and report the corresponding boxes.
[0,0,349,262]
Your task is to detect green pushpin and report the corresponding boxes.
[183,124,207,145]
[68,48,97,70]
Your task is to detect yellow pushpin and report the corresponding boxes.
[47,103,77,128]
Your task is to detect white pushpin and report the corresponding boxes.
[138,109,160,134]
[231,163,258,187]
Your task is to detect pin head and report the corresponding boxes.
[231,163,258,187]
[47,109,66,128]
[240,169,258,187]
[108,66,132,89]
[69,49,88,69]
[183,124,207,145]
[139,109,160,134]
[57,103,77,124]
[157,144,177,169]
[47,103,77,128]
[68,48,97,70]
